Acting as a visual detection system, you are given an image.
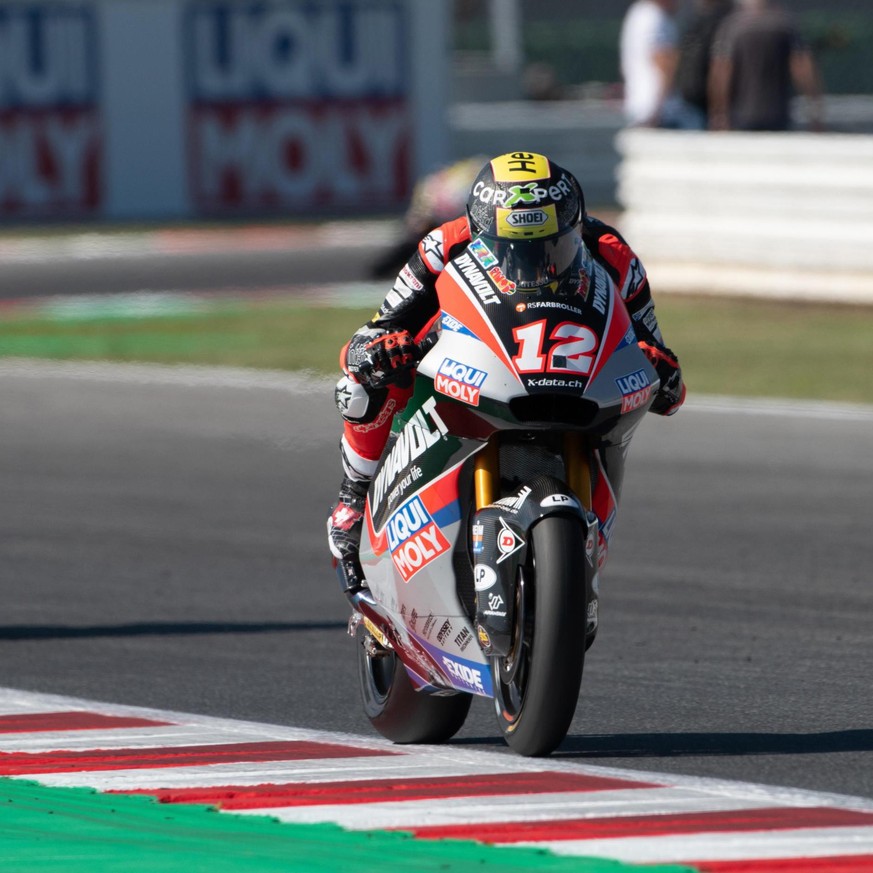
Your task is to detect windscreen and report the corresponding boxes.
[477,226,584,291]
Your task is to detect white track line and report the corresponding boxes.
[535,827,873,864]
[31,759,488,792]
[242,789,776,829]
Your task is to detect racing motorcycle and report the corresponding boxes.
[346,232,658,756]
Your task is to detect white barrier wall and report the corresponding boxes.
[616,130,873,303]
[0,0,449,221]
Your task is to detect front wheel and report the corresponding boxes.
[358,633,472,744]
[492,515,587,756]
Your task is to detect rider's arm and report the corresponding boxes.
[344,217,471,386]
[583,216,663,342]
[371,216,471,336]
[584,217,686,415]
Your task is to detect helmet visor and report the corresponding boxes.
[478,226,584,291]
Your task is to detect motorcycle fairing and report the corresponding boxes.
[367,390,468,531]
[428,238,659,432]
[471,476,598,657]
[358,381,495,696]
[407,629,494,697]
[591,449,619,570]
[354,235,657,698]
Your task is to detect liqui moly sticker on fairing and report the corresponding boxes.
[616,367,653,414]
[386,496,450,583]
[434,358,487,406]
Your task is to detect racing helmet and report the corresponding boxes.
[466,152,586,291]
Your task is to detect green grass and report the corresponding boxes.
[1,296,872,405]
[656,296,873,404]
[0,303,376,373]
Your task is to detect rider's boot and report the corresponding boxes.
[327,474,370,594]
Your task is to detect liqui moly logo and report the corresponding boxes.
[435,358,487,406]
[186,1,409,212]
[616,368,652,414]
[0,4,101,217]
[386,496,450,583]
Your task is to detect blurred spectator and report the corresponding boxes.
[674,0,735,129]
[620,0,683,128]
[709,0,824,131]
[524,62,564,101]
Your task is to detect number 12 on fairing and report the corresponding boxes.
[511,320,599,374]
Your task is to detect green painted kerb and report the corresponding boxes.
[0,778,697,873]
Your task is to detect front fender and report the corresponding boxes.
[471,475,598,656]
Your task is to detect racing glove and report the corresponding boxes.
[346,327,417,389]
[638,340,686,416]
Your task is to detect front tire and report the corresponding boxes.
[492,515,587,756]
[358,634,472,744]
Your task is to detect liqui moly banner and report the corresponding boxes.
[0,1,446,221]
[0,3,101,217]
[185,1,411,214]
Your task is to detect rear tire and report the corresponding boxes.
[492,515,587,756]
[358,635,472,744]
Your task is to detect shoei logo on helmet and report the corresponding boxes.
[497,204,558,239]
[505,208,549,228]
[490,152,551,181]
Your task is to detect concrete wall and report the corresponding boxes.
[616,130,873,303]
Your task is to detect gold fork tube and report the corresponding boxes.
[563,431,592,511]
[474,439,499,510]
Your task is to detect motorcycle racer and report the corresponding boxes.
[328,152,686,608]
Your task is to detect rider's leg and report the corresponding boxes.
[328,375,414,590]
[587,442,630,648]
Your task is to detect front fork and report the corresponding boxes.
[474,432,592,511]
[471,432,600,656]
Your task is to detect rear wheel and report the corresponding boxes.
[492,515,587,756]
[358,634,472,744]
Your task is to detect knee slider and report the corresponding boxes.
[334,376,386,424]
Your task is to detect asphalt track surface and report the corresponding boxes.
[0,233,387,300]
[0,248,371,299]
[2,361,872,803]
